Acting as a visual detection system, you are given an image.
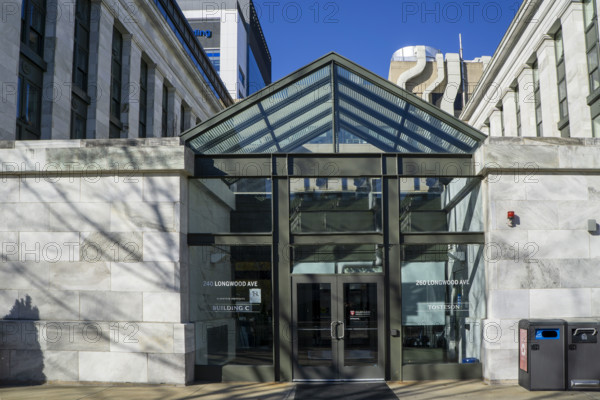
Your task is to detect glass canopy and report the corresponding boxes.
[182,53,486,154]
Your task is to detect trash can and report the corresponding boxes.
[566,319,600,390]
[518,319,567,391]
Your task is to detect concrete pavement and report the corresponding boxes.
[1,381,600,399]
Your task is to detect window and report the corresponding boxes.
[292,245,384,274]
[594,114,600,137]
[16,60,43,140]
[401,244,485,365]
[238,66,246,88]
[584,0,600,93]
[247,46,267,95]
[290,177,382,233]
[400,177,482,233]
[533,61,543,137]
[17,0,46,140]
[555,28,570,137]
[72,0,90,92]
[109,28,123,138]
[191,178,272,234]
[21,0,45,57]
[162,84,168,137]
[139,60,148,138]
[499,106,505,137]
[205,51,220,73]
[515,87,522,137]
[71,0,91,139]
[190,245,273,366]
[180,103,185,133]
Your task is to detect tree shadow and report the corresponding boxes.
[0,295,46,386]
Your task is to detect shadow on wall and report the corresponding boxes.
[1,295,46,385]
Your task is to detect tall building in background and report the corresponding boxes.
[179,0,272,99]
[389,45,491,118]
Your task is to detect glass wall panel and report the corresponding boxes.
[400,177,482,233]
[296,283,333,366]
[189,178,272,233]
[190,245,273,366]
[343,282,378,365]
[291,177,382,233]
[401,244,485,365]
[247,46,266,96]
[292,244,384,274]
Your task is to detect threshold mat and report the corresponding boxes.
[293,383,398,400]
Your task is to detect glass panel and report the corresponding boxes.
[189,65,332,154]
[586,23,599,47]
[593,114,600,137]
[71,94,87,139]
[25,82,41,128]
[402,244,485,365]
[584,0,595,28]
[592,69,600,92]
[335,65,478,154]
[291,177,382,233]
[558,78,567,101]
[189,178,272,233]
[560,100,569,120]
[400,177,482,233]
[297,283,333,366]
[554,29,564,61]
[191,245,273,366]
[343,283,378,366]
[247,47,266,95]
[588,47,599,72]
[292,245,384,274]
[109,123,121,139]
[187,62,484,155]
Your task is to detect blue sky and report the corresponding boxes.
[254,0,524,81]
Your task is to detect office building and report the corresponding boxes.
[178,0,272,99]
[0,0,233,142]
[1,0,600,387]
[460,0,600,383]
[389,45,491,117]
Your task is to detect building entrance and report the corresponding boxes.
[292,275,385,381]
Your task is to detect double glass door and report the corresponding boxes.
[292,275,384,381]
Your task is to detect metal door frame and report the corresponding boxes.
[291,274,385,381]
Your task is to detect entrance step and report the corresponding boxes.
[293,383,397,400]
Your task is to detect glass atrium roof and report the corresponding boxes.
[182,53,486,154]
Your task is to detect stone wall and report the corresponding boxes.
[477,138,600,382]
[0,139,194,384]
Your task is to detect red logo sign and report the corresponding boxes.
[519,329,528,372]
[350,310,355,316]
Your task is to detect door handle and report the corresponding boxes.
[338,321,344,340]
[331,321,337,339]
[574,328,597,336]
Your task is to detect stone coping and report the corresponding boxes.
[0,138,183,149]
[0,139,193,175]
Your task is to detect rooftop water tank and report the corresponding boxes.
[391,46,441,62]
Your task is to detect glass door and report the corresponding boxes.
[292,275,384,381]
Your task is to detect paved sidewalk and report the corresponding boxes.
[1,380,600,399]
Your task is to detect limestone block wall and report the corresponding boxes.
[0,139,194,384]
[476,138,600,383]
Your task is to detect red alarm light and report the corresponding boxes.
[507,211,515,219]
